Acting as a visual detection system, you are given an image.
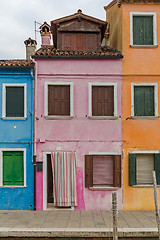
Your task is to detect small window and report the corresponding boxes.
[131,84,158,117]
[130,12,157,47]
[3,151,24,186]
[129,153,160,186]
[85,155,121,188]
[89,83,117,118]
[45,82,73,118]
[2,83,26,119]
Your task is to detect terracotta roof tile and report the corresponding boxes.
[0,59,34,68]
[33,46,123,58]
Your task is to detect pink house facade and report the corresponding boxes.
[33,11,123,210]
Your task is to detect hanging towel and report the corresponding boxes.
[51,151,77,207]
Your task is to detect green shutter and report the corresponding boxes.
[6,87,24,117]
[133,16,153,45]
[134,86,154,116]
[154,154,160,185]
[3,151,24,186]
[129,153,136,186]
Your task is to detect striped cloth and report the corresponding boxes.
[51,151,77,207]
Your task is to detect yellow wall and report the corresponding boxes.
[106,4,122,51]
[122,4,160,210]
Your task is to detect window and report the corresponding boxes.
[129,153,160,186]
[85,155,121,188]
[0,149,26,187]
[44,82,73,117]
[2,83,27,119]
[131,83,158,117]
[89,83,117,118]
[130,12,157,47]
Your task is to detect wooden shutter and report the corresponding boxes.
[114,155,121,187]
[86,34,98,51]
[134,86,154,116]
[3,151,24,186]
[75,33,85,51]
[129,153,136,186]
[62,33,74,51]
[48,85,70,116]
[6,87,24,117]
[93,155,114,186]
[133,16,153,45]
[92,86,114,116]
[154,154,160,185]
[85,155,93,187]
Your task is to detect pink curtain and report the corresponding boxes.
[51,151,77,207]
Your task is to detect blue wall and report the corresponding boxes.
[0,68,34,210]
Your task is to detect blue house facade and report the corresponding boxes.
[0,60,34,210]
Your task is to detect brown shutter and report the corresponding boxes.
[62,33,74,51]
[85,155,93,188]
[114,155,121,187]
[48,85,70,116]
[75,33,85,51]
[92,86,114,116]
[86,34,98,51]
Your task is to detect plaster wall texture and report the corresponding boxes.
[121,4,160,210]
[0,69,34,210]
[35,58,122,210]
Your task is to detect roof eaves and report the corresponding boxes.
[104,0,117,10]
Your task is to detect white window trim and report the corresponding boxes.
[0,148,26,187]
[130,12,157,47]
[88,82,117,118]
[131,150,159,187]
[44,82,74,118]
[43,151,74,210]
[2,83,27,120]
[131,83,158,117]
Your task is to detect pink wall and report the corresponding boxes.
[34,58,123,210]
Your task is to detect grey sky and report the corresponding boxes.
[0,0,111,59]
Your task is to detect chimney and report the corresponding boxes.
[39,22,51,46]
[24,38,37,59]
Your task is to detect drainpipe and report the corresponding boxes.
[32,58,37,210]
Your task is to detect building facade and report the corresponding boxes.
[33,11,123,210]
[105,0,160,210]
[0,60,34,210]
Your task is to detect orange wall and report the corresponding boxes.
[122,4,160,210]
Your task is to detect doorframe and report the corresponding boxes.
[43,151,74,210]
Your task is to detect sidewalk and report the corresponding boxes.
[0,210,158,238]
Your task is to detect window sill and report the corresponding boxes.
[133,185,159,188]
[0,186,27,188]
[44,115,74,119]
[131,116,158,119]
[1,117,27,120]
[89,186,119,191]
[130,45,158,48]
[89,116,118,120]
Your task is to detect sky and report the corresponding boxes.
[0,0,111,60]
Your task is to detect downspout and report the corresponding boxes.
[32,58,37,210]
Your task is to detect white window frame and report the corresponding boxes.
[131,83,158,117]
[130,12,157,47]
[43,151,74,210]
[88,82,118,119]
[2,83,27,120]
[131,150,159,187]
[0,148,26,188]
[44,82,74,118]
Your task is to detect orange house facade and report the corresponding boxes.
[105,0,160,210]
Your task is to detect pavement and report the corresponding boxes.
[0,210,158,238]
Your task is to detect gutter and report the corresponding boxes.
[32,55,123,59]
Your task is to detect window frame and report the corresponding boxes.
[0,148,26,188]
[2,83,27,120]
[129,150,159,187]
[88,82,118,119]
[44,81,74,118]
[131,83,158,118]
[130,12,157,47]
[85,152,121,190]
